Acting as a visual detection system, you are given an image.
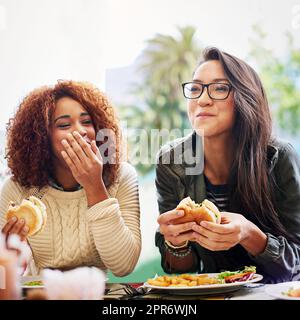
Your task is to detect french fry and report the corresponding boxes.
[187,281,197,286]
[147,273,222,287]
[147,279,169,287]
[156,276,165,282]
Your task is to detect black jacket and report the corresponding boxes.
[155,132,300,283]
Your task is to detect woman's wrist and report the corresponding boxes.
[165,239,189,249]
[85,180,109,207]
[240,220,267,256]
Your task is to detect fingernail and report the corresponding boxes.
[11,216,17,222]
[23,226,29,232]
[176,211,184,216]
[200,221,207,227]
[20,219,24,223]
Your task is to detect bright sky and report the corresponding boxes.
[0,0,299,130]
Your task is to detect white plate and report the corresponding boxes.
[21,276,44,289]
[265,281,300,300]
[144,273,263,295]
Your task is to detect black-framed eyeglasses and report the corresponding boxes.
[182,82,232,100]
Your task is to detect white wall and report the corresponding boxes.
[1,0,299,131]
[0,0,108,130]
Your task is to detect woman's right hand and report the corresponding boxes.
[157,209,196,247]
[1,217,29,241]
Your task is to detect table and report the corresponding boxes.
[104,282,276,300]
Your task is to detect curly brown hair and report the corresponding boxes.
[6,80,121,189]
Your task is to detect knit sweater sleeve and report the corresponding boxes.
[85,162,141,277]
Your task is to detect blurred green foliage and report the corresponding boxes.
[248,25,300,135]
[119,26,201,175]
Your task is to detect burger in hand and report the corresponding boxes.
[6,196,47,237]
[173,197,221,225]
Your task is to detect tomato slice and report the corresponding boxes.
[224,272,255,283]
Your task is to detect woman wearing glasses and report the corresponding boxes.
[0,80,141,276]
[155,47,300,283]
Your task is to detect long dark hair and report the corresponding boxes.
[199,47,297,243]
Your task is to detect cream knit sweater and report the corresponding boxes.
[0,162,141,277]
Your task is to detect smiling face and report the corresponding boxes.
[50,96,96,167]
[187,60,235,138]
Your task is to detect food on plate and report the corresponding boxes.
[147,274,221,287]
[173,197,221,225]
[146,266,258,287]
[23,280,43,287]
[285,287,300,297]
[217,266,256,283]
[6,196,47,237]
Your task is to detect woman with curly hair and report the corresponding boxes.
[0,80,141,277]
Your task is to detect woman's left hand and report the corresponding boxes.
[191,212,251,251]
[61,131,104,191]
